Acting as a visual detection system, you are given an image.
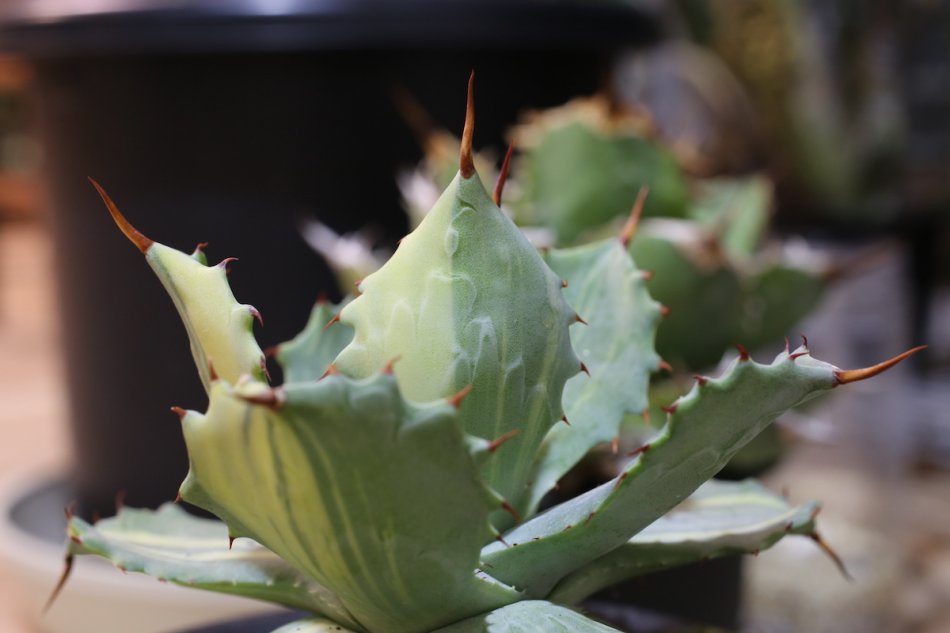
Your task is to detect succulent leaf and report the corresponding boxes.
[510,97,688,242]
[687,175,773,260]
[480,347,837,596]
[430,600,623,633]
[738,263,825,351]
[94,181,266,391]
[65,504,360,628]
[630,226,741,370]
[276,299,354,383]
[526,237,662,514]
[179,373,519,633]
[334,171,579,520]
[548,479,819,604]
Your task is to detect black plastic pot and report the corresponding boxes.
[0,1,661,518]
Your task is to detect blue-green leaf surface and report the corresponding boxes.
[276,299,353,383]
[549,479,819,603]
[179,373,520,633]
[334,171,580,520]
[431,600,622,633]
[66,504,359,627]
[526,237,662,514]
[480,348,837,596]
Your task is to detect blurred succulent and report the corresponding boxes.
[54,79,921,633]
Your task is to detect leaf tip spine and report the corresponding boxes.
[619,185,650,247]
[833,345,927,386]
[492,142,515,206]
[89,177,154,253]
[459,71,476,179]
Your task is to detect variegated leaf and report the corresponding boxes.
[549,479,819,603]
[480,348,837,597]
[431,600,623,633]
[334,170,579,520]
[66,504,360,628]
[179,373,520,633]
[94,181,266,391]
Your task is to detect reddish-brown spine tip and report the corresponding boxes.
[320,364,339,380]
[89,177,154,254]
[641,408,651,426]
[659,305,671,318]
[658,359,673,373]
[43,554,74,614]
[175,492,183,504]
[693,374,708,387]
[613,471,629,491]
[448,384,474,409]
[627,442,651,458]
[788,351,809,362]
[170,405,187,421]
[735,344,750,361]
[194,241,209,253]
[801,334,810,349]
[561,279,569,288]
[208,361,219,382]
[811,533,853,581]
[263,345,279,358]
[579,361,590,376]
[382,356,401,375]
[495,533,510,547]
[228,535,236,551]
[492,142,515,206]
[216,257,239,274]
[661,402,678,415]
[488,430,520,454]
[249,306,264,328]
[642,270,655,281]
[610,437,620,455]
[833,345,927,386]
[323,313,342,331]
[575,314,588,325]
[500,500,521,523]
[619,185,650,248]
[561,415,571,426]
[460,71,476,178]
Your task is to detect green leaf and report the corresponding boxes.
[480,347,837,597]
[179,373,520,633]
[276,299,354,383]
[146,241,267,391]
[431,600,623,633]
[630,228,741,370]
[688,175,773,261]
[334,171,580,520]
[548,479,819,603]
[512,99,688,243]
[269,618,362,633]
[526,237,662,513]
[737,263,825,351]
[66,504,361,628]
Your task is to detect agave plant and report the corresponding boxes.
[55,77,921,633]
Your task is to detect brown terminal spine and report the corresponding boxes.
[460,71,476,178]
[833,345,927,386]
[492,142,515,206]
[89,177,154,253]
[619,185,650,248]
